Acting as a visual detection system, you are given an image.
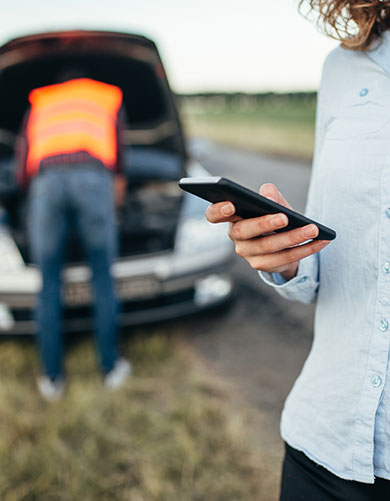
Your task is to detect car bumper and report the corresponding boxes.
[0,245,234,334]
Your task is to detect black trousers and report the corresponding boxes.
[280,443,390,501]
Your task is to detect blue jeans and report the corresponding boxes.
[28,166,119,380]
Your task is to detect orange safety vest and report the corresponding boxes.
[25,78,123,178]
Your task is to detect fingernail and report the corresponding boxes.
[221,203,234,216]
[303,225,318,238]
[271,214,287,227]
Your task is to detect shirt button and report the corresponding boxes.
[380,296,390,305]
[379,319,389,332]
[386,208,390,219]
[383,262,390,274]
[371,375,382,388]
[360,88,369,97]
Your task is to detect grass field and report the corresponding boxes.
[0,330,271,501]
[181,95,316,159]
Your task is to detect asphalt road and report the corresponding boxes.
[179,144,316,495]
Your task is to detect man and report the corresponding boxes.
[17,71,131,400]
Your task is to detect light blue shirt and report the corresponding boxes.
[260,32,390,484]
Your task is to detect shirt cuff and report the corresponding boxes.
[258,255,319,304]
[259,270,314,289]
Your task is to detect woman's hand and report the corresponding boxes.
[206,183,330,281]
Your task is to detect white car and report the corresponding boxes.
[0,30,234,334]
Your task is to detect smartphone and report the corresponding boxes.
[178,176,336,241]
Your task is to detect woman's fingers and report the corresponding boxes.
[206,201,241,223]
[206,183,293,228]
[246,239,330,272]
[234,223,319,256]
[229,213,289,241]
[204,183,330,277]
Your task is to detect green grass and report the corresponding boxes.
[181,97,316,159]
[0,331,267,501]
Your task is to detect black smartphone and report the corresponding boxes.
[178,176,336,241]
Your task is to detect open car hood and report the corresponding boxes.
[0,30,187,170]
[0,30,190,262]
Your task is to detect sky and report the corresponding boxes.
[1,0,337,93]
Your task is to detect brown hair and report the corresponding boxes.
[299,1,390,50]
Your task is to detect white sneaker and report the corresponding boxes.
[37,375,66,401]
[103,358,132,389]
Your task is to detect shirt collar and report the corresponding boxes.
[366,31,390,74]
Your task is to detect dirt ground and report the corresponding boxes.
[178,256,315,497]
[178,145,316,497]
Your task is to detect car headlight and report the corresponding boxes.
[175,216,231,255]
[0,226,25,271]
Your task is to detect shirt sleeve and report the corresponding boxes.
[258,57,331,304]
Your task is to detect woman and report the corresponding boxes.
[207,1,390,499]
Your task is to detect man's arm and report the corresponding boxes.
[15,107,31,189]
[114,105,128,207]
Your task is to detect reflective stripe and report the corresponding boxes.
[26,78,123,177]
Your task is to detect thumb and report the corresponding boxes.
[259,183,293,210]
[260,183,278,202]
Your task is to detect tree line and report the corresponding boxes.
[178,91,316,102]
[177,91,317,112]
